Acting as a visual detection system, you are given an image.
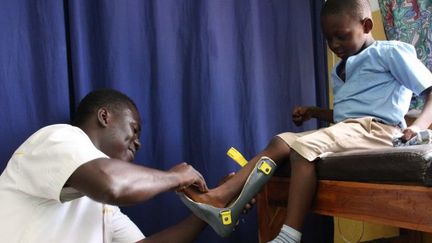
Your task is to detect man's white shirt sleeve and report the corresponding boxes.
[12,124,107,201]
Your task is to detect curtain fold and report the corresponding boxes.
[0,0,329,242]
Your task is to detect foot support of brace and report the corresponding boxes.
[178,156,277,237]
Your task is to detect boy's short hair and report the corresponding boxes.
[72,89,138,126]
[321,0,371,20]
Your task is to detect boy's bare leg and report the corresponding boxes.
[284,151,317,230]
[183,136,291,208]
[268,151,316,243]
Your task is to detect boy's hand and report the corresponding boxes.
[400,125,420,142]
[292,106,312,126]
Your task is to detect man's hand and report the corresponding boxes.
[169,163,208,193]
[292,106,313,126]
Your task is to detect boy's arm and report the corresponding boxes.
[292,106,334,126]
[402,87,432,140]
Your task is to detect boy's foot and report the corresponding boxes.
[268,225,301,243]
[182,186,226,208]
[178,157,278,237]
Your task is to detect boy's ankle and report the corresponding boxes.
[268,224,301,243]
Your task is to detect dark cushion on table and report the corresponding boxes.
[274,144,432,186]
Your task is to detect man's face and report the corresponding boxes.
[321,13,368,60]
[102,106,142,162]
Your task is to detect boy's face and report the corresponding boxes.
[321,13,369,60]
[101,106,142,162]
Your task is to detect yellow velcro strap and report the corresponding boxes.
[227,147,248,167]
[258,161,272,175]
[220,210,232,225]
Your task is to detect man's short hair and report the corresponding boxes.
[72,89,137,126]
[321,0,371,20]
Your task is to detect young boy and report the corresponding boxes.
[179,0,432,242]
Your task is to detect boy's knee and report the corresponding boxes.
[289,151,316,176]
[266,136,290,151]
[262,136,291,162]
[289,150,305,163]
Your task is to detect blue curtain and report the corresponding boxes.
[0,0,329,242]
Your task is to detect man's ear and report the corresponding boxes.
[363,17,373,33]
[97,107,110,127]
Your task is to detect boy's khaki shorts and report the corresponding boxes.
[277,117,402,161]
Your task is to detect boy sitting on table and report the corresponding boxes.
[178,0,432,242]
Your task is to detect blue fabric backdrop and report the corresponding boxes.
[0,0,330,242]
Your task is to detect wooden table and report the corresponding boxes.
[257,177,432,242]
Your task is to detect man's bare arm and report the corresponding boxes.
[66,158,207,205]
[137,215,206,243]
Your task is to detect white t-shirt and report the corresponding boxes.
[0,124,144,243]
